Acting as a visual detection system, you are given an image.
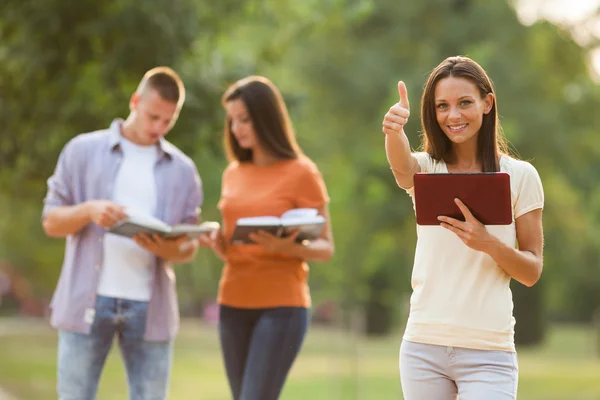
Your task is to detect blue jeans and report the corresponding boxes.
[218,305,309,400]
[57,296,173,400]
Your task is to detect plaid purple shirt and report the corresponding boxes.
[42,119,203,341]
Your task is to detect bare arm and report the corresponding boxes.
[485,209,544,287]
[382,81,420,188]
[42,200,126,237]
[385,132,420,188]
[439,200,544,287]
[43,204,93,237]
[198,224,228,261]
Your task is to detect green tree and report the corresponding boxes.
[263,0,600,339]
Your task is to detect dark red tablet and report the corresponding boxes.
[413,172,512,225]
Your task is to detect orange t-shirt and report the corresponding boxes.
[216,155,330,309]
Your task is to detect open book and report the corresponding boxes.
[230,208,325,245]
[108,209,220,240]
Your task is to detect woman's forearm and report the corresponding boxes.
[385,131,414,172]
[385,132,419,188]
[43,203,92,237]
[486,240,543,287]
[283,238,334,263]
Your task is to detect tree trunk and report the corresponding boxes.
[511,279,546,346]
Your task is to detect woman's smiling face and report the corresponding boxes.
[434,76,493,147]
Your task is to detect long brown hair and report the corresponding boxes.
[221,76,301,163]
[420,56,508,172]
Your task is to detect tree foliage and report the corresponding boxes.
[1,0,599,342]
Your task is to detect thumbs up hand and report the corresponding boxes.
[382,81,411,135]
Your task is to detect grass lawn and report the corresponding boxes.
[1,319,600,399]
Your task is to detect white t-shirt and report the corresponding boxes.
[402,152,544,352]
[96,138,158,301]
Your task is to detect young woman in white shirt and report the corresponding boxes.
[382,56,544,400]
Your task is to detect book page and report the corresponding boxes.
[280,208,324,226]
[170,221,220,234]
[281,215,325,227]
[236,216,281,227]
[281,208,319,219]
[124,208,171,232]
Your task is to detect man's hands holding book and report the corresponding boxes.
[86,200,127,228]
[133,233,192,261]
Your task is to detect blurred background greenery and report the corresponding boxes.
[1,0,600,398]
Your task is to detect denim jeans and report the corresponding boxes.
[399,340,519,400]
[218,305,309,400]
[57,295,173,400]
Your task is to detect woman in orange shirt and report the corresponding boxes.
[201,75,335,400]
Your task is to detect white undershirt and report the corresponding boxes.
[96,137,158,301]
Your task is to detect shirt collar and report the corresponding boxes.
[107,118,174,160]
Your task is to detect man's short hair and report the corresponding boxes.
[136,66,185,108]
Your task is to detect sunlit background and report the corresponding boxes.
[1,0,600,399]
[517,0,600,77]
